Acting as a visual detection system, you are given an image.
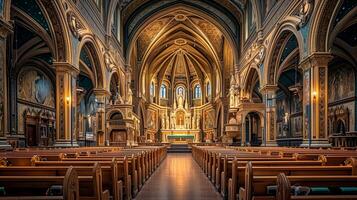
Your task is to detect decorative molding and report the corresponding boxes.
[295,0,314,29]
[67,11,85,40]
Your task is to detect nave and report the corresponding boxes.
[135,153,222,200]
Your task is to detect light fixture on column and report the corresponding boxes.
[66,96,71,104]
[312,91,317,101]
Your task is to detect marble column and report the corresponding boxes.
[260,85,279,146]
[93,89,110,146]
[54,62,79,147]
[0,18,12,149]
[300,53,333,147]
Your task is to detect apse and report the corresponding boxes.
[126,5,239,143]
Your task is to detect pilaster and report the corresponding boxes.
[260,85,279,146]
[300,53,333,147]
[54,62,79,147]
[0,18,13,150]
[93,88,110,146]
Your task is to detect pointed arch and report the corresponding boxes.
[77,36,105,89]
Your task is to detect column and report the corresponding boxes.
[0,18,12,149]
[260,85,279,146]
[300,53,332,147]
[54,62,79,147]
[93,89,110,146]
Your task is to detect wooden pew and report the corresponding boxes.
[276,173,357,200]
[0,167,80,200]
[237,161,357,200]
[0,163,110,200]
[33,159,130,200]
[61,154,140,197]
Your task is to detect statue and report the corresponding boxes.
[178,95,184,108]
[126,88,133,104]
[196,115,200,129]
[170,112,175,129]
[192,115,196,129]
[161,116,165,129]
[165,115,170,129]
[230,87,235,108]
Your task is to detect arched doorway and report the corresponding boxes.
[108,112,126,146]
[245,112,262,146]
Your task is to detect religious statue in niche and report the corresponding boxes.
[229,75,240,108]
[165,114,169,129]
[161,114,165,129]
[176,86,185,108]
[147,111,156,129]
[170,112,175,129]
[126,87,133,105]
[18,69,55,108]
[283,112,289,137]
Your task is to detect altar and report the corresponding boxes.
[159,86,201,143]
[161,130,200,143]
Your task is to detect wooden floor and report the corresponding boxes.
[135,153,222,200]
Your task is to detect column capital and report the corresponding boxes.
[259,84,279,95]
[92,88,111,97]
[0,19,13,38]
[53,62,79,75]
[300,52,333,70]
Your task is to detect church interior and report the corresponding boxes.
[0,0,356,199]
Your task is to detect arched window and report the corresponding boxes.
[193,85,201,99]
[150,82,155,97]
[111,4,121,41]
[206,82,211,97]
[160,84,167,99]
[245,0,255,39]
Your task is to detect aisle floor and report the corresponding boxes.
[134,153,222,200]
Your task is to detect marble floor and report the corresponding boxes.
[134,153,222,200]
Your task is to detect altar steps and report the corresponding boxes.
[167,144,192,153]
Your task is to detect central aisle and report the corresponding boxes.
[135,153,222,200]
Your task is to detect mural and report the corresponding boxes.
[328,65,355,103]
[203,109,215,129]
[18,68,55,108]
[147,110,157,130]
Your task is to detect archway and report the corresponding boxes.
[244,112,262,146]
[125,4,240,143]
[9,0,65,147]
[108,111,126,146]
[326,2,357,138]
[265,29,303,146]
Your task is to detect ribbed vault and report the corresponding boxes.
[132,8,235,98]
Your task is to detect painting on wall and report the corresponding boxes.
[17,68,55,108]
[328,65,355,103]
[203,109,214,129]
[147,110,157,130]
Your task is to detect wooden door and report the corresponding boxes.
[26,125,37,146]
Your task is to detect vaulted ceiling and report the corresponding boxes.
[140,10,227,86]
[125,1,241,97]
